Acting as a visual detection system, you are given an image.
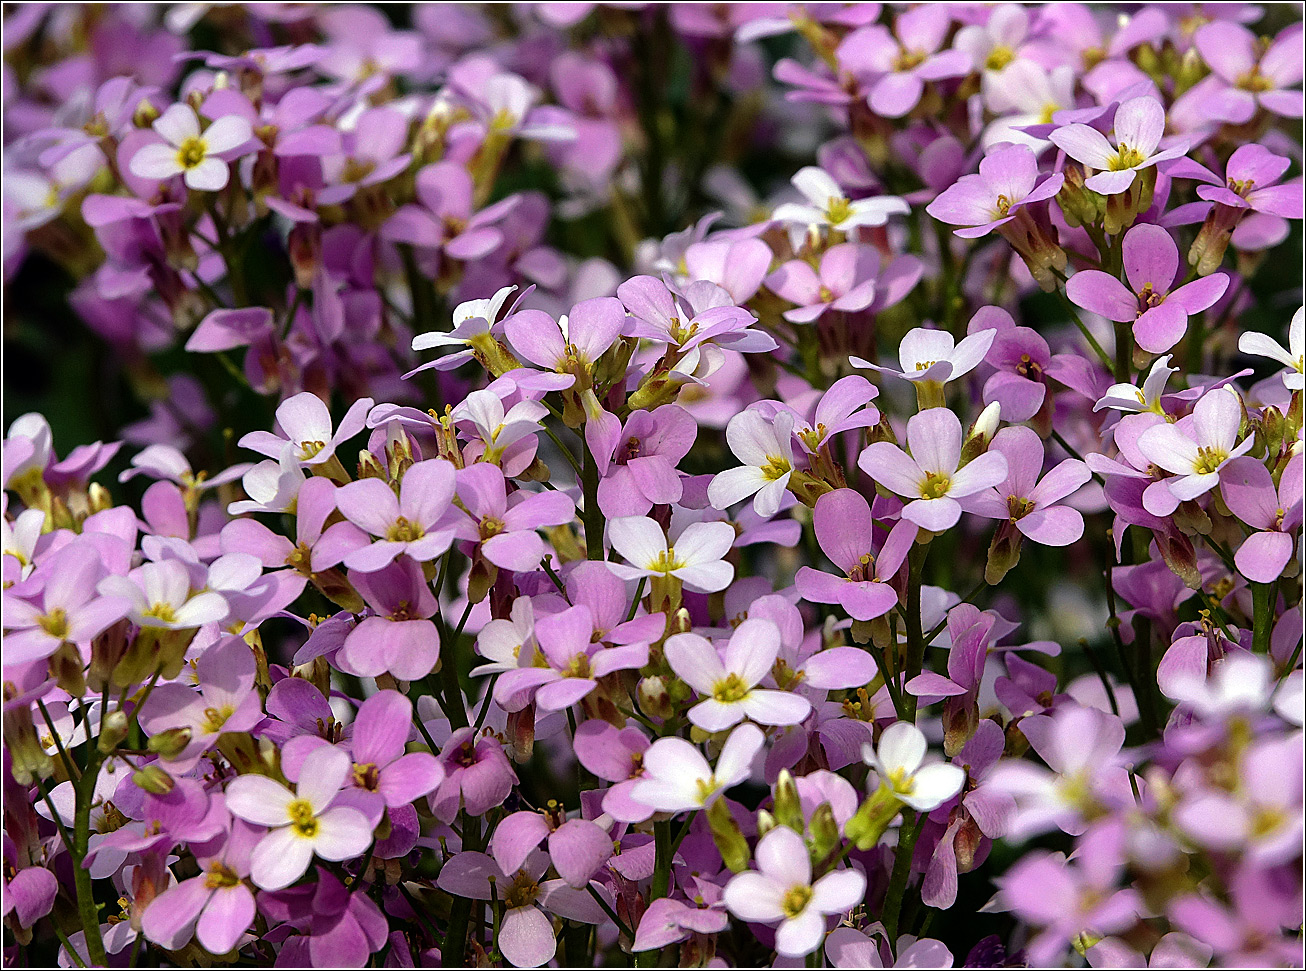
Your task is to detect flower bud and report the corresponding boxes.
[147,727,193,760]
[844,785,902,850]
[772,770,805,834]
[809,803,842,863]
[960,401,1002,466]
[133,765,176,795]
[636,676,675,721]
[707,797,750,874]
[98,710,130,754]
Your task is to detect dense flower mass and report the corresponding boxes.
[2,3,1304,969]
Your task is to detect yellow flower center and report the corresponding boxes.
[299,439,325,459]
[1007,496,1035,521]
[760,456,792,481]
[203,861,241,889]
[1193,445,1228,475]
[38,608,69,640]
[894,49,927,72]
[175,136,208,170]
[781,884,813,918]
[986,46,1015,71]
[201,705,235,734]
[503,870,541,909]
[921,472,952,500]
[387,516,425,543]
[1108,144,1146,171]
[288,799,318,838]
[712,672,750,704]
[825,195,854,225]
[353,762,381,790]
[143,602,178,624]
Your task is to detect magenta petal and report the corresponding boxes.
[1066,270,1137,322]
[837,580,900,621]
[1133,301,1188,353]
[795,567,848,606]
[801,646,877,689]
[1122,224,1179,293]
[547,819,613,888]
[195,885,255,956]
[378,752,444,805]
[812,488,874,573]
[1168,274,1229,315]
[1235,530,1294,583]
[352,691,412,767]
[490,812,551,876]
[1016,505,1084,546]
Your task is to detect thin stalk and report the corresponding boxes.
[1251,581,1275,656]
[581,436,604,560]
[881,812,925,943]
[902,543,929,724]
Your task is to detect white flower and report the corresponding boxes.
[862,721,965,812]
[1094,355,1177,413]
[707,410,795,517]
[853,326,996,386]
[607,516,735,593]
[664,619,811,732]
[129,105,252,192]
[631,723,763,813]
[225,747,373,891]
[772,166,908,231]
[227,443,305,516]
[1239,307,1304,392]
[723,826,866,958]
[97,559,229,631]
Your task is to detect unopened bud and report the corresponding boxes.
[133,99,160,128]
[809,803,841,862]
[961,401,1002,466]
[844,785,902,850]
[707,797,751,873]
[147,727,193,760]
[133,765,176,795]
[637,676,675,721]
[98,710,130,754]
[772,770,804,834]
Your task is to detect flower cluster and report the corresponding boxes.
[2,4,1302,969]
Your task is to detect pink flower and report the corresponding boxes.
[1049,96,1188,195]
[492,604,647,713]
[795,488,914,621]
[435,849,607,968]
[858,408,1009,532]
[1218,453,1303,583]
[1066,224,1229,354]
[1137,388,1254,515]
[766,243,881,323]
[335,459,458,571]
[960,426,1092,546]
[238,391,374,468]
[451,462,575,573]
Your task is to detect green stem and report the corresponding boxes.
[881,812,924,944]
[581,436,604,560]
[1251,581,1275,656]
[902,543,929,724]
[72,757,107,966]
